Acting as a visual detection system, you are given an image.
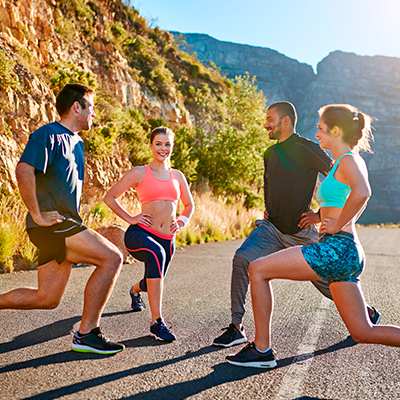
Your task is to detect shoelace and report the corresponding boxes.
[95,330,110,343]
[240,342,254,352]
[132,294,146,307]
[158,320,173,332]
[73,329,111,343]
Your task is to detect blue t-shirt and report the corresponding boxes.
[19,121,85,229]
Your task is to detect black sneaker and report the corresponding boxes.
[130,289,146,312]
[150,318,176,342]
[71,327,125,355]
[213,323,247,347]
[368,306,381,325]
[226,342,277,369]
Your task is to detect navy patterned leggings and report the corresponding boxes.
[125,224,175,292]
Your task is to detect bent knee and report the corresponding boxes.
[102,247,124,271]
[349,327,374,344]
[36,296,61,309]
[248,259,264,279]
[248,258,275,282]
[111,249,124,268]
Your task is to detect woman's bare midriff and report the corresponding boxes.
[320,207,359,242]
[141,200,177,235]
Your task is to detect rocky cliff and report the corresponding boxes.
[175,33,315,107]
[0,0,189,201]
[177,33,400,224]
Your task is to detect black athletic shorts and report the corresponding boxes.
[27,218,87,266]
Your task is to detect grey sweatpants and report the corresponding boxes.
[231,219,333,325]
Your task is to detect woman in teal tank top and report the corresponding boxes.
[227,104,400,369]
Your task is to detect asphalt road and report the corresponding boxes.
[1,228,400,400]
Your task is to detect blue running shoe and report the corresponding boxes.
[150,318,176,342]
[368,306,381,325]
[129,288,146,312]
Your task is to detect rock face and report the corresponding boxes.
[0,0,188,201]
[175,33,315,107]
[298,51,400,224]
[177,33,400,224]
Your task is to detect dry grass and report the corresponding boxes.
[0,193,38,273]
[175,192,262,246]
[0,190,262,273]
[356,223,400,229]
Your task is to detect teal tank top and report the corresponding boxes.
[316,152,352,208]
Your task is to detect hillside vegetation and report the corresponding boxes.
[0,0,271,272]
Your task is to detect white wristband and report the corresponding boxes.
[177,215,189,227]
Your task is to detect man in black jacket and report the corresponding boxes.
[213,101,381,347]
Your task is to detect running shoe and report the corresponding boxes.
[129,289,146,312]
[213,323,247,347]
[71,327,125,354]
[150,318,176,342]
[368,306,381,325]
[226,342,277,369]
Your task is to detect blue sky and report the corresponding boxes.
[131,0,400,72]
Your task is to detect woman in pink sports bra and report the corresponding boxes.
[104,127,194,342]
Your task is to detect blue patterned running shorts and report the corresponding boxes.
[301,231,364,284]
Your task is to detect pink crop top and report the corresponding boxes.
[135,164,181,205]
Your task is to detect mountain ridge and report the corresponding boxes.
[176,32,400,224]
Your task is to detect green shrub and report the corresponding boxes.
[55,10,77,43]
[148,118,166,130]
[185,226,202,245]
[0,194,38,273]
[0,223,15,265]
[189,63,200,79]
[171,126,198,183]
[92,203,110,222]
[83,122,117,156]
[191,73,270,202]
[243,188,263,210]
[0,50,19,90]
[56,0,97,41]
[111,21,127,39]
[113,107,152,166]
[124,36,175,97]
[49,62,98,94]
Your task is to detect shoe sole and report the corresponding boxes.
[213,337,247,347]
[150,333,175,343]
[226,359,277,369]
[131,307,144,312]
[71,344,124,355]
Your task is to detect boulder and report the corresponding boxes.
[96,225,136,264]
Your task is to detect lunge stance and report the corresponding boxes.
[213,101,380,348]
[227,104,400,368]
[104,126,194,342]
[0,84,124,355]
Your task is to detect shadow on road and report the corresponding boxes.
[0,311,132,354]
[3,336,356,400]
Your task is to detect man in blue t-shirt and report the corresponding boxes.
[0,84,124,355]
